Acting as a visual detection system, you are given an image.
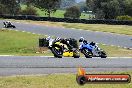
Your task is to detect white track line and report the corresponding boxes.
[108,57,132,59]
[102,44,106,46]
[27,32,31,34]
[32,33,36,34]
[15,30,19,31]
[129,48,132,50]
[0,55,14,56]
[0,55,131,58]
[40,56,54,58]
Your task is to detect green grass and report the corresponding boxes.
[99,44,132,57]
[0,29,37,53]
[0,71,132,88]
[21,5,91,19]
[0,28,132,57]
[61,23,132,35]
[0,29,53,56]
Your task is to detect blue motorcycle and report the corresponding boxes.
[79,41,107,58]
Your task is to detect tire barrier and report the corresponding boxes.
[39,38,49,47]
[0,15,132,25]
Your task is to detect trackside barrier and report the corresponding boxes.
[39,38,49,47]
[0,15,132,25]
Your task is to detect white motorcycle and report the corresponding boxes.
[3,21,16,28]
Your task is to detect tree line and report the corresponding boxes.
[0,0,20,15]
[0,0,132,20]
[0,0,61,17]
[86,0,132,19]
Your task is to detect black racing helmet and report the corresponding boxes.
[79,37,84,42]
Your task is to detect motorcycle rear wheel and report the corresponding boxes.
[73,49,80,58]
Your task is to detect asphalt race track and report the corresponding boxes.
[0,56,132,76]
[0,20,132,49]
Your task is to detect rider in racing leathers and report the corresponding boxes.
[79,37,96,54]
[79,37,88,49]
[3,21,13,28]
[46,36,73,51]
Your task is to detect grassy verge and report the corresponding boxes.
[62,23,132,35]
[0,71,132,88]
[0,29,53,56]
[0,29,132,57]
[99,44,132,57]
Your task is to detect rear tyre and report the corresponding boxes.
[73,50,80,58]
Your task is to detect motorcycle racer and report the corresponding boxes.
[3,21,16,28]
[46,36,73,51]
[79,37,96,54]
[45,36,80,58]
[79,37,90,50]
[78,37,107,58]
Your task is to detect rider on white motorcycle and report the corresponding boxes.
[3,21,15,28]
[46,36,73,51]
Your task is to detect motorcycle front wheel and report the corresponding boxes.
[100,51,107,58]
[12,25,16,28]
[82,49,93,58]
[51,45,63,58]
